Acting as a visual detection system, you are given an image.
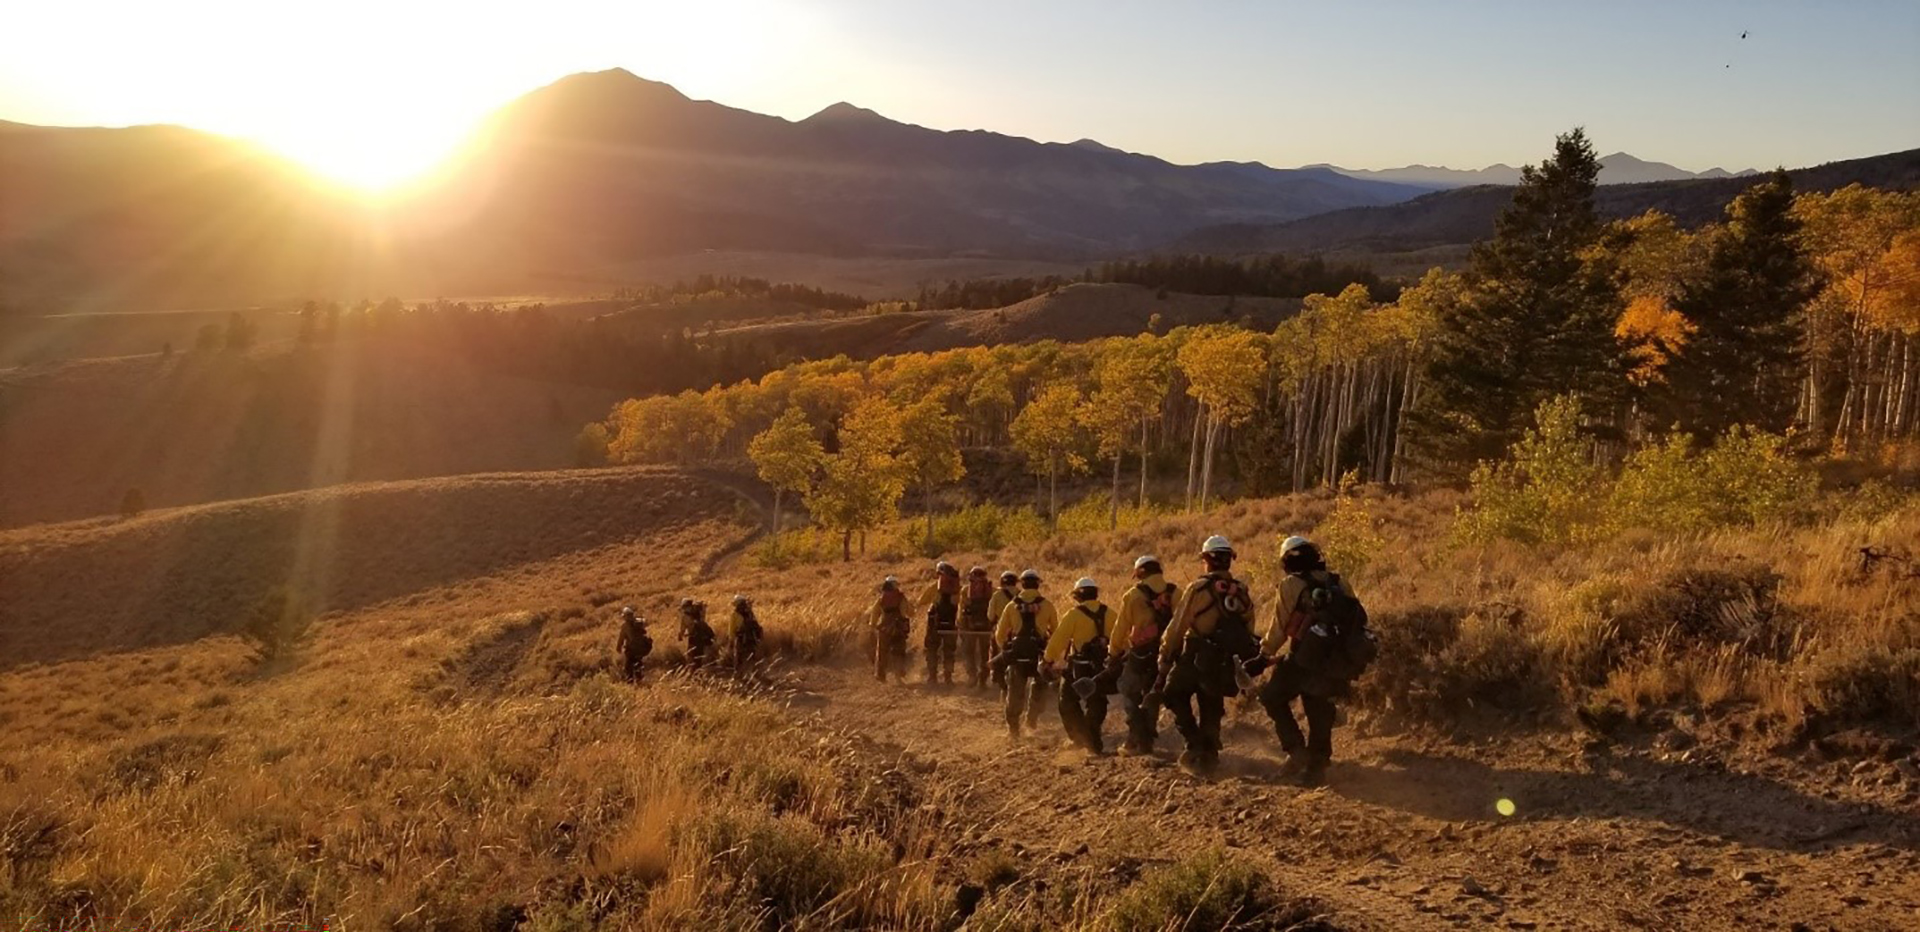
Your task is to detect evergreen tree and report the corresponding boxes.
[1413,128,1625,466]
[1659,170,1820,436]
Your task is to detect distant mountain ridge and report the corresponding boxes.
[0,68,1434,312]
[1311,153,1759,189]
[1179,148,1920,258]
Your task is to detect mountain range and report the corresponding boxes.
[0,68,1910,314]
[1306,154,1759,189]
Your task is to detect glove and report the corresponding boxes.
[1243,655,1271,678]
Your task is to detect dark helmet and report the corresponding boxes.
[968,565,988,578]
[935,560,957,576]
[881,575,899,591]
[1280,536,1325,575]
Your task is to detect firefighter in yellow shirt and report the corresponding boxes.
[722,594,764,677]
[1246,536,1372,787]
[915,561,962,685]
[1105,555,1177,755]
[1156,536,1260,774]
[985,570,1020,690]
[1047,577,1114,754]
[992,569,1057,739]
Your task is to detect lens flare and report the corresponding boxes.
[1495,798,1517,817]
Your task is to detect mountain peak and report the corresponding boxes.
[805,101,892,124]
[1069,138,1126,154]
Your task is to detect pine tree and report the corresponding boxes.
[1658,171,1819,437]
[1413,128,1625,466]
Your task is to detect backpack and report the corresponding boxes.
[1007,598,1045,663]
[1070,605,1110,675]
[928,586,959,630]
[1127,582,1174,655]
[1289,573,1376,682]
[966,575,993,604]
[736,607,763,643]
[1188,577,1259,689]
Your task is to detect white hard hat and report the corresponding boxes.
[1019,568,1041,582]
[1281,535,1311,554]
[1202,535,1234,555]
[1133,554,1159,570]
[1074,577,1097,591]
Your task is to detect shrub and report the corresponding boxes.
[1106,849,1316,932]
[686,811,891,926]
[1804,644,1920,725]
[1455,396,1606,546]
[1314,471,1385,579]
[1610,565,1800,660]
[1609,427,1814,533]
[242,587,315,664]
[931,503,1047,553]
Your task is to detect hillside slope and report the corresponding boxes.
[0,467,735,667]
[0,341,620,527]
[713,283,1301,361]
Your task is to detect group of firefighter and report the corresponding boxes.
[866,534,1375,785]
[613,593,765,682]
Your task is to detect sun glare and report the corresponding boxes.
[251,113,475,193]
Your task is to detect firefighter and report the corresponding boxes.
[679,597,716,669]
[1156,536,1259,774]
[1048,577,1113,753]
[725,594,764,676]
[614,606,652,683]
[1107,555,1176,755]
[917,561,962,685]
[959,566,997,688]
[986,570,1020,691]
[867,577,912,683]
[992,569,1057,739]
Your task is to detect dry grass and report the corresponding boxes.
[1,469,1914,927]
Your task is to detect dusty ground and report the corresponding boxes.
[775,661,1920,931]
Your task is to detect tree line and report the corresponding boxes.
[592,129,1920,557]
[914,253,1390,311]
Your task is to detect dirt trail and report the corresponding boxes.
[781,664,1920,931]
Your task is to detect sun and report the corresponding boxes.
[253,114,473,193]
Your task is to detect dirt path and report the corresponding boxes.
[780,664,1920,930]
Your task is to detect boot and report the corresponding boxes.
[1276,749,1309,782]
[1296,754,1329,788]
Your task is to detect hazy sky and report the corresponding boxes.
[4,0,1917,184]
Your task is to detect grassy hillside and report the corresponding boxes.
[0,341,621,527]
[0,467,738,668]
[0,470,1914,928]
[713,283,1301,361]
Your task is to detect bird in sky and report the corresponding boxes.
[1741,30,1749,39]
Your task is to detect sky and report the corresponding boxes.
[4,0,1917,187]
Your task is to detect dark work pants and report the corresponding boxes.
[1164,664,1225,760]
[874,625,909,681]
[1005,666,1048,734]
[1117,657,1159,749]
[1057,680,1110,751]
[1260,662,1336,759]
[924,629,957,683]
[960,623,992,686]
[621,654,645,683]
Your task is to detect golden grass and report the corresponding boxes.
[1,470,1914,927]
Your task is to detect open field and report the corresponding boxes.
[1,468,1915,928]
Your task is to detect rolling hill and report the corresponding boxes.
[1181,147,1920,257]
[0,340,621,527]
[706,282,1300,361]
